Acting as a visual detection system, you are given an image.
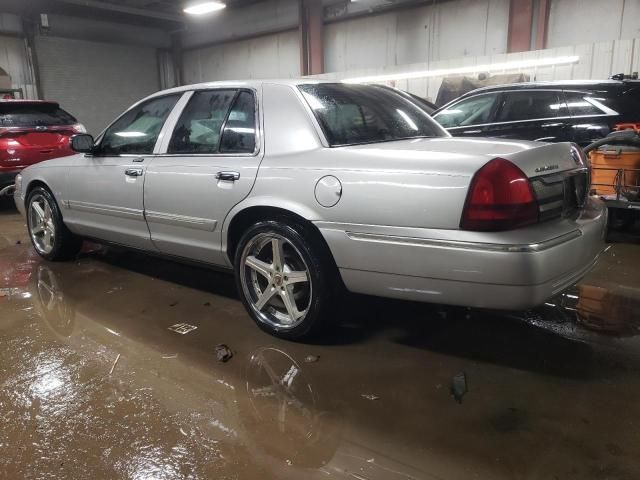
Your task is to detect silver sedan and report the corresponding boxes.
[14,80,607,339]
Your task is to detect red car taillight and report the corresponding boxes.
[461,158,539,231]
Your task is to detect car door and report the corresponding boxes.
[64,94,181,250]
[144,88,262,266]
[483,89,573,142]
[432,92,501,137]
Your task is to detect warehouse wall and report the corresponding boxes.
[181,0,298,49]
[548,0,640,48]
[183,30,300,83]
[36,36,160,135]
[324,0,510,72]
[0,35,37,99]
[314,37,640,102]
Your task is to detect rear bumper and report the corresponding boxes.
[317,197,608,310]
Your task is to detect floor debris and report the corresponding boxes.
[109,353,121,375]
[215,344,233,362]
[168,323,198,335]
[304,355,319,363]
[361,394,380,401]
[450,372,468,404]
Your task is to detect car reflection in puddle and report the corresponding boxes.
[2,243,640,479]
[3,258,435,479]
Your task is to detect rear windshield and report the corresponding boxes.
[0,103,77,128]
[299,83,445,146]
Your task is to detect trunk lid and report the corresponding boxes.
[342,136,589,224]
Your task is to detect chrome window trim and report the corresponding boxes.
[445,113,617,131]
[345,229,583,253]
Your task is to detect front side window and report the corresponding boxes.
[168,89,237,154]
[434,93,500,128]
[98,95,179,155]
[299,83,444,147]
[495,91,563,122]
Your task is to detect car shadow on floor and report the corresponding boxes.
[83,245,630,382]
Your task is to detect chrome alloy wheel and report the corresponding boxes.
[28,193,56,255]
[240,233,312,329]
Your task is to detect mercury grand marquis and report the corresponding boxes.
[14,80,607,339]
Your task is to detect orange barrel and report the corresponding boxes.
[589,145,640,196]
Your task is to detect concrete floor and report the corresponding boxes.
[2,200,640,480]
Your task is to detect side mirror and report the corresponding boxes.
[70,134,95,153]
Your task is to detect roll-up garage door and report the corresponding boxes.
[35,36,160,135]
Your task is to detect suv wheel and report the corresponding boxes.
[234,219,336,340]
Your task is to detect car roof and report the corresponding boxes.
[146,78,337,100]
[456,79,639,96]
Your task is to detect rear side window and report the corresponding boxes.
[0,103,77,127]
[98,94,179,155]
[168,89,237,154]
[434,93,500,128]
[563,92,609,116]
[495,91,562,122]
[220,91,257,154]
[299,83,443,146]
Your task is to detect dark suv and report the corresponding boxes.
[432,80,640,146]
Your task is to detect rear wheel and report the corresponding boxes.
[27,187,82,261]
[234,219,337,340]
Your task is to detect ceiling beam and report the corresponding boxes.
[52,0,184,23]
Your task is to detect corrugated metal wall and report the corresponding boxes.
[183,30,300,84]
[324,0,510,72]
[314,37,640,102]
[35,36,160,135]
[548,0,640,48]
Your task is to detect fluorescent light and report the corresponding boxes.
[343,55,580,83]
[184,1,226,15]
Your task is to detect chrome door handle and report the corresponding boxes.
[125,168,144,177]
[215,171,240,182]
[462,129,483,134]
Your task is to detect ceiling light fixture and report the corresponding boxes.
[184,1,226,15]
[343,55,580,83]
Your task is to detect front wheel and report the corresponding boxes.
[27,187,82,261]
[234,220,337,340]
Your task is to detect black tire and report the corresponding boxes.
[26,186,82,261]
[234,218,338,340]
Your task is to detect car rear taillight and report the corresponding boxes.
[72,124,87,133]
[461,158,538,231]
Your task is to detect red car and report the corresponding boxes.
[0,100,85,195]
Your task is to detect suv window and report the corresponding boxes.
[434,93,499,128]
[169,89,237,154]
[563,92,608,116]
[98,95,179,155]
[0,102,77,127]
[299,83,443,146]
[495,91,562,122]
[220,91,257,154]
